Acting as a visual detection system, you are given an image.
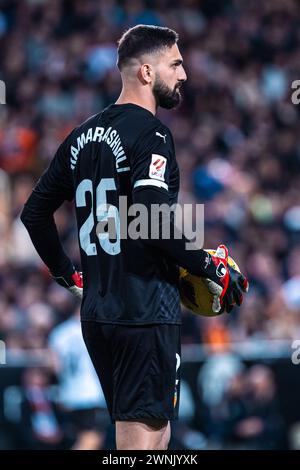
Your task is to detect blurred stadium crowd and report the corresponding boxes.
[0,0,300,450]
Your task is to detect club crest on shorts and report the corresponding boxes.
[149,154,167,181]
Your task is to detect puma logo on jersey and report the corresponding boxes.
[156,132,167,143]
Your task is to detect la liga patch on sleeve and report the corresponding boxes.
[149,154,167,181]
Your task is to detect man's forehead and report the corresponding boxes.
[164,43,182,61]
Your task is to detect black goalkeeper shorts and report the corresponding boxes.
[81,321,181,423]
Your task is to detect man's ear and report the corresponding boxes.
[139,63,153,84]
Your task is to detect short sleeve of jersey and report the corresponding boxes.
[33,134,74,202]
[130,122,174,193]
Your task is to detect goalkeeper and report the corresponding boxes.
[21,25,248,450]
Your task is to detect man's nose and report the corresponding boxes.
[179,67,187,82]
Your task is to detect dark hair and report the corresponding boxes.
[117,24,178,70]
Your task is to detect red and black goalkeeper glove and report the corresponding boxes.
[200,245,248,314]
[200,245,230,313]
[222,265,249,313]
[51,268,83,299]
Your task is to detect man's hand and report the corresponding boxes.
[51,268,83,299]
[202,245,230,313]
[201,245,249,313]
[222,265,249,313]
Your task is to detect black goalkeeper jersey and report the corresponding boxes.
[25,103,181,324]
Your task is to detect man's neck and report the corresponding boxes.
[115,91,157,116]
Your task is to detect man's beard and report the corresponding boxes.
[153,75,182,109]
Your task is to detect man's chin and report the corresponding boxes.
[160,99,181,110]
[155,91,182,109]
